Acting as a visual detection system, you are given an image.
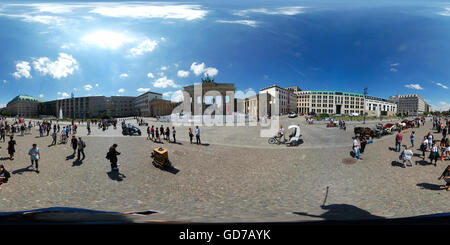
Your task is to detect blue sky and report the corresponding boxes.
[0,0,449,111]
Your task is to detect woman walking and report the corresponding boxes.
[188,128,193,144]
[7,136,16,160]
[420,136,428,159]
[429,141,439,166]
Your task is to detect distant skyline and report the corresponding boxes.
[0,0,449,111]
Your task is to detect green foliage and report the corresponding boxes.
[101,114,111,120]
[0,110,11,117]
[319,113,329,118]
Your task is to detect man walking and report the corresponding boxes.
[28,144,40,173]
[172,126,176,143]
[395,130,403,152]
[77,137,86,161]
[71,136,78,155]
[107,144,121,171]
[51,131,57,146]
[195,126,201,145]
[410,131,415,148]
[353,136,361,160]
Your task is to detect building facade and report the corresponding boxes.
[365,96,397,116]
[259,85,297,115]
[133,91,163,117]
[297,91,365,115]
[389,94,429,116]
[5,95,45,118]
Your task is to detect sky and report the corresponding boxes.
[0,0,449,111]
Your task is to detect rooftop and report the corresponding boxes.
[7,95,46,105]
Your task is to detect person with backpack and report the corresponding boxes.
[0,165,11,190]
[77,137,86,161]
[106,144,121,171]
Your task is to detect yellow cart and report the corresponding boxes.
[151,147,171,169]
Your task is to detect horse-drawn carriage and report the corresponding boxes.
[151,147,171,169]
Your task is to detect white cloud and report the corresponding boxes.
[12,61,32,79]
[216,20,258,27]
[161,66,167,71]
[129,39,158,56]
[119,73,128,78]
[2,80,7,83]
[82,31,134,49]
[153,76,179,88]
[32,53,78,79]
[90,4,208,20]
[190,62,219,77]
[147,72,154,78]
[204,67,218,77]
[118,88,125,93]
[95,83,99,87]
[436,82,448,89]
[84,84,93,91]
[177,70,190,77]
[390,63,399,66]
[57,91,70,98]
[158,72,165,77]
[137,88,151,93]
[163,90,184,102]
[0,104,6,108]
[390,68,398,72]
[438,7,450,16]
[236,6,306,17]
[235,88,257,99]
[405,84,423,90]
[0,13,66,25]
[39,94,44,98]
[431,101,450,112]
[160,37,166,41]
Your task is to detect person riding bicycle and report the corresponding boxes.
[277,125,285,144]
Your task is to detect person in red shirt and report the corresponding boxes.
[395,130,403,152]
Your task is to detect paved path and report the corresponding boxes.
[0,118,448,222]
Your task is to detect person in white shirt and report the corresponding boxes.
[429,142,439,166]
[353,137,360,160]
[401,145,414,168]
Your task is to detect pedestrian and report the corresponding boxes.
[0,126,5,143]
[172,126,176,143]
[443,126,448,139]
[429,141,439,166]
[353,136,360,160]
[360,136,367,154]
[147,126,151,140]
[51,131,57,146]
[151,125,155,141]
[77,137,86,161]
[395,130,403,152]
[165,127,170,141]
[427,132,433,150]
[188,128,193,144]
[420,136,428,159]
[0,165,11,190]
[195,126,201,145]
[71,136,78,155]
[28,143,40,173]
[438,165,450,191]
[401,145,413,168]
[160,125,164,140]
[7,136,16,160]
[106,144,121,171]
[155,125,161,142]
[410,131,415,148]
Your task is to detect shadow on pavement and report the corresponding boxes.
[107,170,126,181]
[66,154,75,161]
[391,161,404,168]
[417,183,445,191]
[293,204,385,220]
[0,157,10,161]
[170,142,183,145]
[12,166,34,175]
[200,143,210,146]
[165,166,179,175]
[72,159,83,167]
[415,160,431,166]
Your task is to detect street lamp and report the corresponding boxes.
[363,87,368,124]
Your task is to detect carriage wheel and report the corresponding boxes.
[268,138,276,144]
